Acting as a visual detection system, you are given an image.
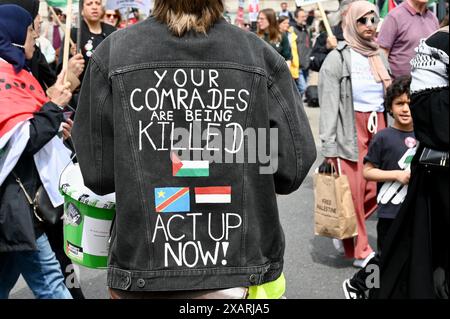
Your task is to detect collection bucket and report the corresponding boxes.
[60,163,115,269]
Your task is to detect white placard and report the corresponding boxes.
[248,0,260,22]
[81,216,112,257]
[296,0,330,6]
[106,0,152,15]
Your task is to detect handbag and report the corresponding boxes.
[419,147,449,168]
[12,172,64,225]
[313,161,358,240]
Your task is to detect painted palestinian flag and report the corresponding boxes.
[195,186,232,204]
[0,60,48,185]
[154,187,190,213]
[171,152,209,177]
[0,60,72,206]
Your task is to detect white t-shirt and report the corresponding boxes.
[351,49,385,113]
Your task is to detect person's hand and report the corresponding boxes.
[61,119,73,140]
[396,170,411,185]
[325,157,336,164]
[326,35,337,50]
[70,44,77,56]
[68,53,85,78]
[48,70,72,107]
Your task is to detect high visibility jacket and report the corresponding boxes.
[288,27,300,79]
[248,273,286,299]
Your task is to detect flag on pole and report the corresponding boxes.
[46,0,78,8]
[380,0,398,18]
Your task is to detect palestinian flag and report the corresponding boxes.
[195,186,232,204]
[380,0,398,18]
[171,152,209,177]
[0,60,72,206]
[0,60,48,185]
[46,0,79,8]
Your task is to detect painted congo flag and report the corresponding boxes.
[154,187,190,213]
[171,152,209,177]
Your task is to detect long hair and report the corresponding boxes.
[153,0,224,37]
[257,9,281,43]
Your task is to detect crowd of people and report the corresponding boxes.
[0,0,448,300]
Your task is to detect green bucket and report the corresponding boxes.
[60,164,115,269]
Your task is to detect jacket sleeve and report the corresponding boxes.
[31,46,57,90]
[72,55,115,195]
[268,60,317,194]
[309,32,330,72]
[318,50,342,158]
[24,102,64,155]
[281,34,293,61]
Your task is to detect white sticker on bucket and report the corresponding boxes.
[67,242,84,261]
[81,216,112,257]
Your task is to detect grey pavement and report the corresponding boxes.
[10,105,377,299]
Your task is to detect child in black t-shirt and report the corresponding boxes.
[342,76,417,299]
[363,76,417,254]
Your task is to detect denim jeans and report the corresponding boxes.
[0,233,72,299]
[296,69,308,96]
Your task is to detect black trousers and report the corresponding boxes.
[377,218,394,255]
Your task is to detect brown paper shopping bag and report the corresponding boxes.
[313,169,358,240]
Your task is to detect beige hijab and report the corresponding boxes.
[344,1,392,89]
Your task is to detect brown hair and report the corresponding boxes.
[257,9,281,43]
[153,0,224,37]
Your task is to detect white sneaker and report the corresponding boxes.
[352,252,376,268]
[332,238,345,255]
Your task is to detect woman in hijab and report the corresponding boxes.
[0,0,85,92]
[319,1,391,267]
[0,4,73,299]
[374,22,449,299]
[0,0,86,300]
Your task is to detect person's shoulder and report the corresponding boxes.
[101,22,117,35]
[388,1,409,19]
[372,127,394,143]
[425,28,449,54]
[378,127,411,142]
[217,23,286,77]
[324,45,345,61]
[425,8,440,23]
[281,32,290,41]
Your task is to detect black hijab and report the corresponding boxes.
[0,4,33,72]
[0,0,39,19]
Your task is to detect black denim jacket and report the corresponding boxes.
[73,17,316,292]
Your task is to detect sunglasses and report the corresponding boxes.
[356,16,379,26]
[106,13,118,18]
